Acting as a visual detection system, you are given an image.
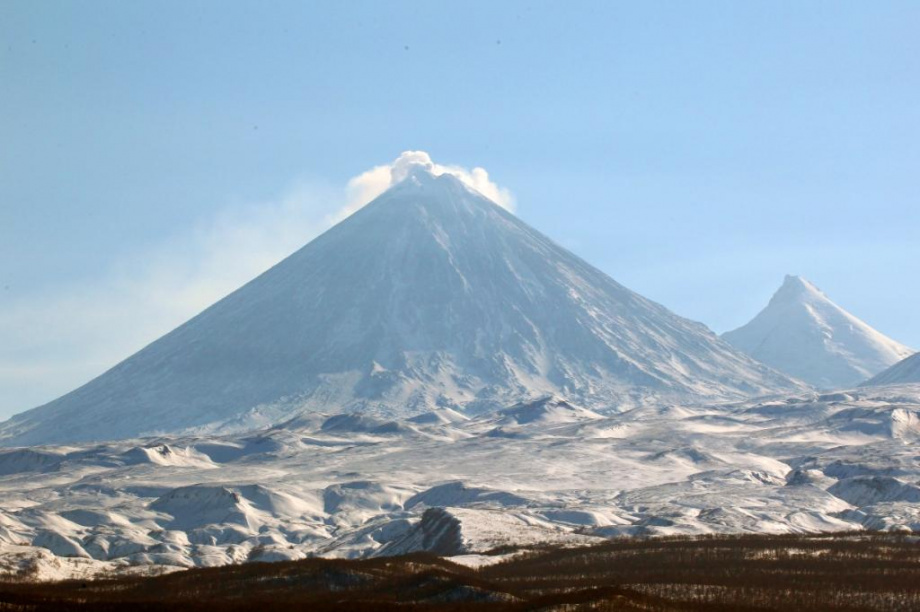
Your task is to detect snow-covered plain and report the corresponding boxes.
[3,386,920,580]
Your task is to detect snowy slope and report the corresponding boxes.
[3,385,920,580]
[723,275,913,389]
[864,353,920,386]
[0,167,800,446]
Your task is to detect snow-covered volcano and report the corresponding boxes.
[723,275,913,389]
[865,353,920,386]
[1,166,800,446]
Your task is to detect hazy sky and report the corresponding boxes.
[1,1,918,420]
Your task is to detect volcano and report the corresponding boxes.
[1,165,800,445]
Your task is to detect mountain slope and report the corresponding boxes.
[723,275,913,389]
[1,167,800,446]
[864,353,920,386]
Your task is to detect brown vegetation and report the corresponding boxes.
[1,532,919,611]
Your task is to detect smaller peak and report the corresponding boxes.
[770,275,825,305]
[782,274,812,291]
[783,274,808,287]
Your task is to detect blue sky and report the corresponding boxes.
[1,1,918,419]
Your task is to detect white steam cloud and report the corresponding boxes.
[339,151,515,221]
[0,152,513,419]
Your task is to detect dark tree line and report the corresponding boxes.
[1,532,919,611]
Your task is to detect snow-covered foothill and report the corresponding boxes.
[2,385,920,580]
[865,352,920,386]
